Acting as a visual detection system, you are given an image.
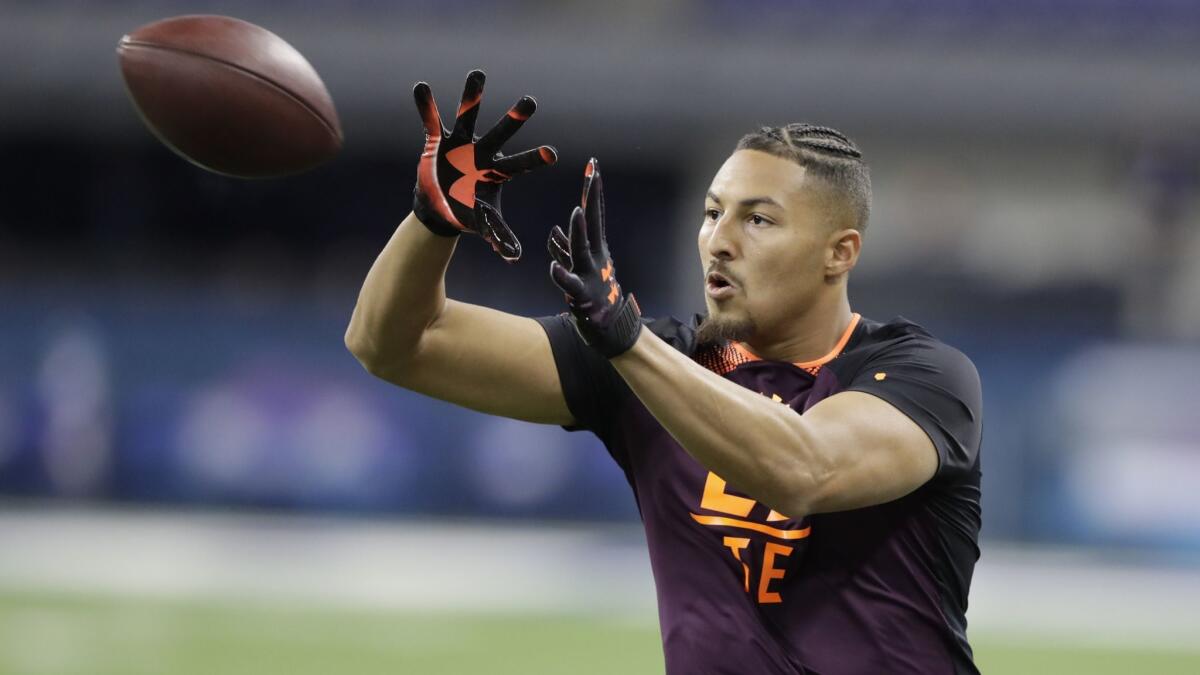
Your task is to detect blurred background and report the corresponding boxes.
[2,1,1199,673]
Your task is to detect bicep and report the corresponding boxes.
[372,299,575,426]
[797,391,938,514]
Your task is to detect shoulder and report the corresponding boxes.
[839,316,983,479]
[851,315,938,351]
[836,316,979,387]
[643,313,704,357]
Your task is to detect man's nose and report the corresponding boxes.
[705,215,738,260]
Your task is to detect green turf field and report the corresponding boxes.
[2,591,1198,675]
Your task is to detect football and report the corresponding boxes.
[117,15,342,178]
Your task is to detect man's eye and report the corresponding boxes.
[705,209,720,221]
[749,214,768,225]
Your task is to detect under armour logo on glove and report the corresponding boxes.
[548,159,643,358]
[413,69,557,262]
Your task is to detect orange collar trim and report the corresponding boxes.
[730,313,861,370]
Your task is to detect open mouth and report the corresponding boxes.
[706,271,737,299]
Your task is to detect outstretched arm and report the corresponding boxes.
[548,160,939,516]
[610,333,937,517]
[346,71,573,425]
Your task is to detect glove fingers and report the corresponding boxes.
[581,158,606,257]
[493,146,558,176]
[478,96,537,154]
[476,200,522,262]
[413,82,445,140]
[547,225,572,268]
[450,70,485,142]
[567,206,595,273]
[550,261,588,298]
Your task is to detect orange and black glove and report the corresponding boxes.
[413,70,557,262]
[548,159,643,358]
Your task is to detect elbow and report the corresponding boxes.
[344,324,379,373]
[344,321,422,386]
[784,474,833,519]
[344,312,428,386]
[770,443,839,519]
[770,468,834,520]
[344,321,395,379]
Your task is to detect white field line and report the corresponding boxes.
[1,508,1198,649]
[0,507,658,617]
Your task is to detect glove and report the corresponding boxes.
[413,69,557,262]
[548,158,643,358]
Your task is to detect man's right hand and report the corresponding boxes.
[413,69,558,263]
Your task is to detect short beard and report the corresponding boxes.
[695,313,758,346]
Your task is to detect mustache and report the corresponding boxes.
[705,262,740,286]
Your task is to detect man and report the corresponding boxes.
[346,71,983,675]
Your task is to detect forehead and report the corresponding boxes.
[707,150,811,205]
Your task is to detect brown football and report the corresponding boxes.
[117,15,342,178]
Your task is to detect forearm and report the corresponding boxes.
[611,331,830,516]
[345,212,457,369]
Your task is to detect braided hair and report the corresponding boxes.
[735,123,872,231]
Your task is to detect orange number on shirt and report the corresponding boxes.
[718,536,794,604]
[701,472,791,521]
[701,473,755,516]
[704,471,798,604]
[758,543,792,604]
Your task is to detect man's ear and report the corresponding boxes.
[825,228,861,278]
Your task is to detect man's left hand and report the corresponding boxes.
[548,159,643,358]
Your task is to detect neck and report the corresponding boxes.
[742,290,854,364]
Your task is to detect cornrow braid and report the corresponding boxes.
[735,122,872,231]
[785,123,852,144]
[782,123,862,159]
